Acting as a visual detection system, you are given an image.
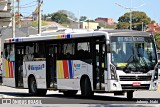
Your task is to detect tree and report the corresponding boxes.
[79,16,87,21]
[151,20,156,24]
[51,12,69,24]
[117,11,151,31]
[50,10,78,24]
[155,33,160,49]
[58,10,77,20]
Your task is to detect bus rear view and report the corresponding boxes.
[109,31,158,99]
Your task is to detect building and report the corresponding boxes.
[15,12,23,25]
[95,17,114,25]
[21,17,33,27]
[146,23,160,33]
[70,21,99,30]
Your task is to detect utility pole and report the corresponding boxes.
[12,0,15,38]
[130,0,132,30]
[17,0,20,28]
[38,0,42,35]
[142,22,144,31]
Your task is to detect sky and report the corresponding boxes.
[19,0,160,23]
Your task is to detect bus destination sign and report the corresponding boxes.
[118,37,144,42]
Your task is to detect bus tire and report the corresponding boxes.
[127,91,133,100]
[63,90,78,96]
[29,77,38,95]
[81,77,94,97]
[29,77,47,96]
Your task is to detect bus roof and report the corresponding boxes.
[4,31,107,43]
[4,30,152,43]
[100,29,152,36]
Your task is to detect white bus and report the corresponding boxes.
[2,30,158,99]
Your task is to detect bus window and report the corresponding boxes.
[63,43,75,57]
[23,43,34,61]
[77,42,90,59]
[4,45,9,60]
[34,42,45,59]
[3,44,15,61]
[9,45,15,61]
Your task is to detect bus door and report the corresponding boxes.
[93,39,105,90]
[15,46,24,87]
[46,44,57,88]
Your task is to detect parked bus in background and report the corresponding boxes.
[2,30,158,99]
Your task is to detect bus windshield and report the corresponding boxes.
[111,36,157,73]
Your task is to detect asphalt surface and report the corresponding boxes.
[0,76,159,106]
[0,85,160,106]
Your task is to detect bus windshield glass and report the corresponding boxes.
[111,36,157,73]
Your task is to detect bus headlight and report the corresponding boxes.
[110,64,117,79]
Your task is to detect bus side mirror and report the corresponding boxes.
[107,44,111,53]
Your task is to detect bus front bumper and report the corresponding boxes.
[105,80,158,91]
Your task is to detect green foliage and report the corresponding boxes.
[50,10,77,24]
[151,20,156,24]
[58,10,76,20]
[51,12,69,24]
[154,33,160,49]
[85,19,95,22]
[80,16,87,21]
[32,20,48,27]
[99,22,116,29]
[155,33,160,41]
[117,11,151,30]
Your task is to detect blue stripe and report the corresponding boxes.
[67,34,71,38]
[68,60,73,78]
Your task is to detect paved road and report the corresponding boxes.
[0,85,160,107]
[0,76,159,106]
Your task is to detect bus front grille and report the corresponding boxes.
[121,84,150,90]
[119,76,152,81]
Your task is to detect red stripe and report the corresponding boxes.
[10,62,14,78]
[8,61,11,78]
[63,60,69,78]
[9,39,12,43]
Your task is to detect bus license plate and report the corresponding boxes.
[132,82,141,86]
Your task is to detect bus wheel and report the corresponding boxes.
[29,77,47,96]
[81,77,94,97]
[127,91,133,100]
[29,77,38,95]
[63,90,78,96]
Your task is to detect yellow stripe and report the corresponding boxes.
[57,61,64,78]
[158,84,160,93]
[5,59,9,78]
[57,61,60,78]
[58,34,61,39]
[59,61,64,78]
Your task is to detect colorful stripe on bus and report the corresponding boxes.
[6,34,72,43]
[57,34,71,39]
[57,60,73,79]
[4,59,15,78]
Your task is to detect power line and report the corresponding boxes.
[20,1,37,7]
[16,4,37,8]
